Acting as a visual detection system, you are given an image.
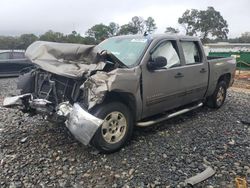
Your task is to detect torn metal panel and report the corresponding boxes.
[56,102,72,117]
[81,67,141,109]
[65,103,103,145]
[185,166,216,186]
[3,94,31,107]
[25,41,106,78]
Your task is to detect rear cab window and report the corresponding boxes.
[180,41,202,65]
[151,40,181,68]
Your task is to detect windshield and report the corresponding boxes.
[96,37,149,66]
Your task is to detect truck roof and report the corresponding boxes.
[111,34,200,41]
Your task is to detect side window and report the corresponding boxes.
[151,41,180,68]
[12,52,25,59]
[0,52,10,60]
[181,41,202,65]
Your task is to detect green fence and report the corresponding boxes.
[209,51,250,70]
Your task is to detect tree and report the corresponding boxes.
[17,34,38,49]
[130,16,145,34]
[145,17,157,34]
[165,27,179,34]
[118,24,138,35]
[239,32,250,43]
[82,36,96,45]
[178,7,229,42]
[118,16,146,35]
[178,9,199,36]
[85,24,111,44]
[39,30,66,42]
[0,36,18,49]
[65,31,85,43]
[108,22,119,36]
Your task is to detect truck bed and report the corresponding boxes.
[206,56,236,97]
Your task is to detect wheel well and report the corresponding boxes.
[218,73,231,88]
[103,91,136,121]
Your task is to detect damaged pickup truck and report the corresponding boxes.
[3,34,236,153]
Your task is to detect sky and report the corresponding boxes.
[0,0,249,38]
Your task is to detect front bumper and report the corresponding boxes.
[3,95,103,145]
[66,103,103,145]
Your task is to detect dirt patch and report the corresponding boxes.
[235,70,250,80]
[232,70,250,92]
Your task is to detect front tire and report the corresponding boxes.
[90,102,133,153]
[206,81,227,108]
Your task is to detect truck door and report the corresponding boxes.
[179,40,209,104]
[141,40,186,118]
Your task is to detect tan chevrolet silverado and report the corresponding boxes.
[3,34,236,153]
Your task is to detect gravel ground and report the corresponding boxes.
[0,78,250,188]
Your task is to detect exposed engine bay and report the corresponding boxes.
[17,69,86,116]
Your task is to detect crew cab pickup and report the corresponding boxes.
[3,34,236,153]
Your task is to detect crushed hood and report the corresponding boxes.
[25,41,106,78]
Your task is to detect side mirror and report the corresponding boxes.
[147,56,167,70]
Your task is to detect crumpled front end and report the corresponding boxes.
[65,103,103,145]
[2,41,141,146]
[2,68,105,145]
[3,94,104,145]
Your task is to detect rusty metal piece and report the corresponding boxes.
[235,177,248,188]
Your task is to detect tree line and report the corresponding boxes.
[0,7,249,50]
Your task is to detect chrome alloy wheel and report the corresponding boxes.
[216,86,225,106]
[101,111,127,144]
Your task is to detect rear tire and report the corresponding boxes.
[206,81,227,108]
[90,102,134,153]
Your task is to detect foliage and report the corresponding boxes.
[118,16,157,35]
[178,9,199,36]
[165,27,179,34]
[118,16,144,35]
[130,16,145,34]
[86,24,112,44]
[108,22,120,36]
[39,30,66,42]
[118,24,138,35]
[65,31,84,43]
[0,16,158,49]
[178,7,229,42]
[0,36,19,49]
[145,17,157,34]
[239,32,250,43]
[2,13,250,50]
[17,34,38,49]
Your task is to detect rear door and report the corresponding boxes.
[179,40,209,104]
[141,40,186,118]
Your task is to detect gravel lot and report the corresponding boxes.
[0,78,250,188]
